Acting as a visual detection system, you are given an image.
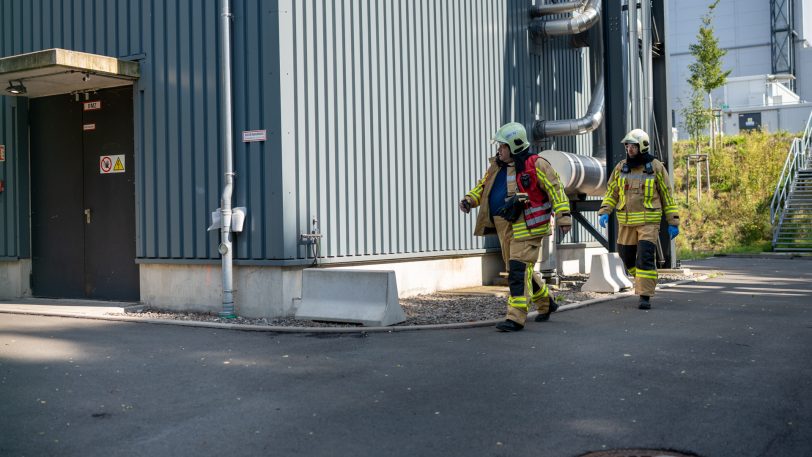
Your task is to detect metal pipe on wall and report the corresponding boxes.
[533,77,605,138]
[641,0,654,137]
[530,0,586,18]
[628,0,640,130]
[218,0,236,318]
[529,0,602,36]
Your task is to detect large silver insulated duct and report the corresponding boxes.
[538,150,607,196]
[533,77,604,139]
[530,1,586,18]
[529,0,601,36]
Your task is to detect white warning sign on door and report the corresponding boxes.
[100,154,125,174]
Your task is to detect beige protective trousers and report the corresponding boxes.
[494,217,552,325]
[617,224,659,296]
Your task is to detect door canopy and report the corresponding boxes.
[0,48,139,98]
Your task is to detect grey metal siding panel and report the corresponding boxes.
[276,0,595,260]
[0,100,10,257]
[0,100,16,257]
[0,97,31,259]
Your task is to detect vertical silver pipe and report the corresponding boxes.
[620,0,631,133]
[628,0,640,128]
[641,0,652,135]
[219,0,236,318]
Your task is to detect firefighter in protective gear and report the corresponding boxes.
[460,122,572,331]
[598,129,680,310]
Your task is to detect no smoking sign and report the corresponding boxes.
[99,154,126,174]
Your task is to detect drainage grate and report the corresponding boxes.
[580,450,700,457]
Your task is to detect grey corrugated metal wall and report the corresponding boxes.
[0,96,28,258]
[276,0,598,262]
[1,0,599,264]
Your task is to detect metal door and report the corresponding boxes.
[30,95,85,298]
[81,87,139,300]
[30,86,138,300]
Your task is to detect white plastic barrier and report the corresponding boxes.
[581,253,633,293]
[295,269,407,327]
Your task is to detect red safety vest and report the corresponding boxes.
[516,155,553,229]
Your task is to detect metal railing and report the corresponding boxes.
[770,110,812,245]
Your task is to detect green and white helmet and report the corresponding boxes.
[492,122,530,155]
[621,128,650,153]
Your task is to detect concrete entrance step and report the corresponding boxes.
[437,286,509,297]
[0,298,142,318]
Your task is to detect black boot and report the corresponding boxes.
[638,295,651,310]
[534,295,559,322]
[495,319,524,332]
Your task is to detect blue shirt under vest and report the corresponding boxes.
[489,166,508,218]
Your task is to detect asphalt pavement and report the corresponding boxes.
[0,255,810,457]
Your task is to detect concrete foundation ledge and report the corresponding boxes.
[0,259,32,299]
[139,263,301,319]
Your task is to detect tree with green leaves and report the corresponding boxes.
[687,0,731,107]
[681,88,712,154]
[684,0,731,151]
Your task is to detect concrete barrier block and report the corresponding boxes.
[607,253,634,289]
[295,269,406,327]
[581,253,632,293]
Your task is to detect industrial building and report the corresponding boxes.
[669,0,812,137]
[0,0,673,318]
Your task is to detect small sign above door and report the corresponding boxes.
[84,100,102,111]
[99,154,125,174]
[83,123,96,131]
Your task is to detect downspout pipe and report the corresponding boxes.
[218,0,236,318]
[641,0,653,135]
[533,77,604,139]
[530,0,586,18]
[529,0,601,36]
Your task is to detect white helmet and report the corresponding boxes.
[492,122,531,155]
[621,129,650,153]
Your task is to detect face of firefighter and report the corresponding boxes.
[497,143,513,163]
[624,142,640,157]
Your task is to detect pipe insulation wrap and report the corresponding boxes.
[538,150,607,196]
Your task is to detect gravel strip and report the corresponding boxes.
[115,272,701,328]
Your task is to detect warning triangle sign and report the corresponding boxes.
[113,157,125,171]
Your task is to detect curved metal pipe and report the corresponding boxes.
[533,77,604,139]
[530,0,585,18]
[529,0,601,36]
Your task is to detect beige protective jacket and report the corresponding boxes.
[464,156,571,238]
[599,158,679,227]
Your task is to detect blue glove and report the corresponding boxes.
[668,225,679,239]
[598,214,609,228]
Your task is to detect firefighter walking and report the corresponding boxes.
[598,129,680,310]
[460,122,572,332]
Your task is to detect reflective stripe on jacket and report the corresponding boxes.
[598,158,679,227]
[466,155,571,239]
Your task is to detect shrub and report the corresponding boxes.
[672,130,793,256]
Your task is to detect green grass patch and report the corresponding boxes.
[673,131,794,257]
